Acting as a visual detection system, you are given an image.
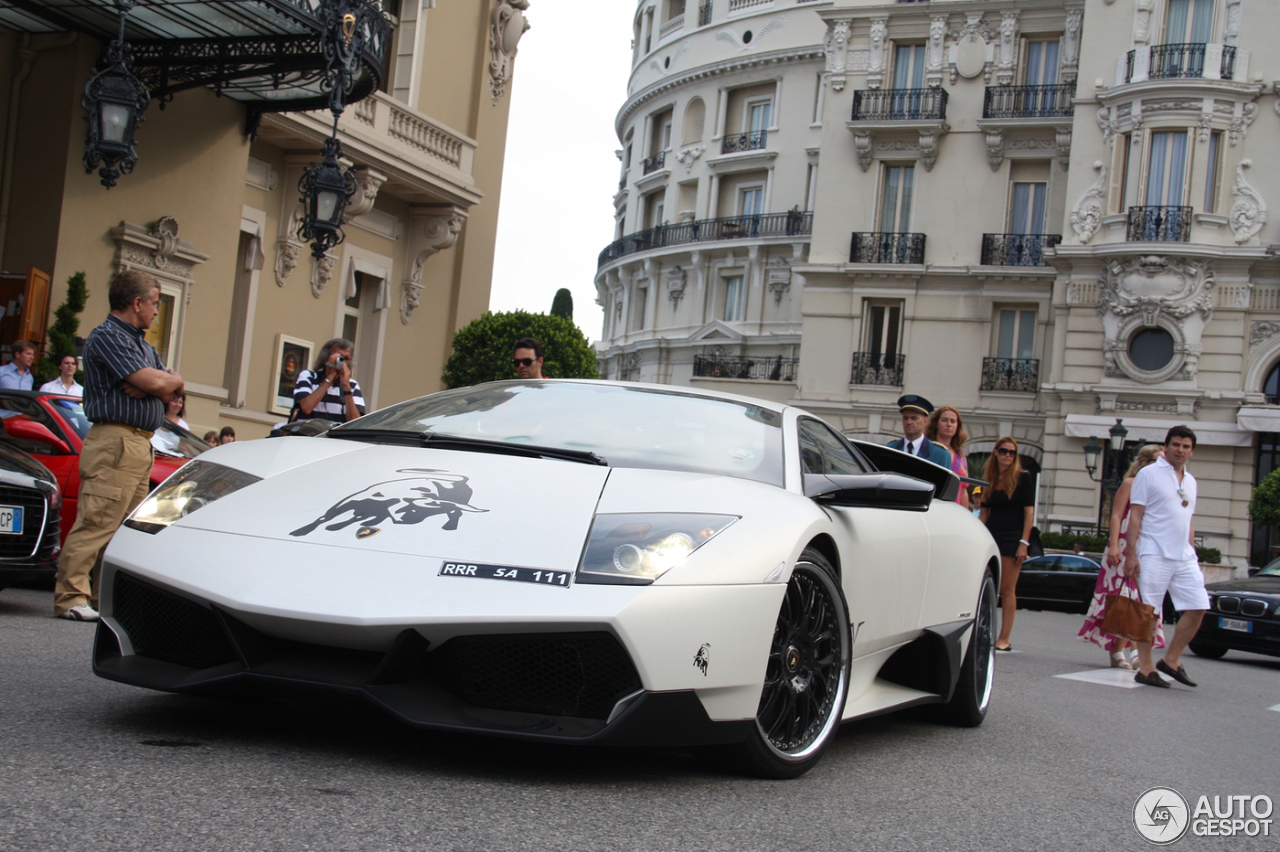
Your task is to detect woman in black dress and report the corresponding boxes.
[979,436,1035,652]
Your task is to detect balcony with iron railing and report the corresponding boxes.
[598,210,813,268]
[1123,43,1238,83]
[642,151,666,175]
[698,2,712,26]
[980,234,1062,267]
[982,84,1075,119]
[852,88,947,121]
[851,353,905,387]
[693,355,798,382]
[850,232,925,264]
[981,358,1040,393]
[721,130,767,154]
[1126,206,1192,242]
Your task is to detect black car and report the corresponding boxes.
[1015,554,1102,614]
[1189,560,1280,660]
[0,441,62,594]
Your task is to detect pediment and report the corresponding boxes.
[689,320,744,342]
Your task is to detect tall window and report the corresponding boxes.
[1146,130,1189,207]
[996,309,1035,361]
[1023,40,1060,85]
[747,99,772,134]
[864,299,902,367]
[879,165,914,232]
[1203,130,1223,213]
[723,276,746,322]
[739,186,763,217]
[892,44,926,88]
[1111,132,1132,213]
[1009,182,1047,234]
[1165,0,1214,43]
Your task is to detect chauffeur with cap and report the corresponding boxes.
[887,394,952,466]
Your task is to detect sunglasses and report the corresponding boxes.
[1177,486,1189,508]
[995,448,1017,457]
[513,358,537,367]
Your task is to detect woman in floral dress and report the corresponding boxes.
[1078,444,1167,666]
[926,405,970,509]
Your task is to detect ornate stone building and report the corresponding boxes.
[598,0,1280,570]
[0,1,530,438]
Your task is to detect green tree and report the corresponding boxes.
[550,288,573,320]
[35,271,89,384]
[1249,468,1280,528]
[442,310,598,388]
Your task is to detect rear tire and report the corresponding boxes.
[730,548,851,779]
[1188,641,1227,660]
[934,569,995,727]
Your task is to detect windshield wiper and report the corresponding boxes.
[327,429,608,466]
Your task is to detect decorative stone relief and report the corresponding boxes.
[996,11,1019,86]
[1224,0,1242,46]
[488,0,530,104]
[673,146,704,173]
[984,129,1004,171]
[1055,127,1072,171]
[1229,102,1257,146]
[867,18,887,89]
[853,130,872,172]
[311,253,336,299]
[1061,8,1083,83]
[274,241,301,288]
[401,206,467,324]
[666,265,687,305]
[926,16,946,88]
[1133,0,1154,45]
[1250,321,1280,351]
[1097,256,1215,383]
[823,19,851,91]
[346,168,388,218]
[918,128,944,171]
[1096,107,1117,148]
[766,257,791,305]
[1229,159,1266,244]
[111,217,209,295]
[1071,161,1107,244]
[948,13,992,84]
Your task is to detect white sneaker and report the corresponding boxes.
[58,604,99,622]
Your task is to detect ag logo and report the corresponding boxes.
[1134,786,1190,845]
[355,527,380,540]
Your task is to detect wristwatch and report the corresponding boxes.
[340,389,353,397]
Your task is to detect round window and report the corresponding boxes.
[743,30,753,44]
[664,56,670,69]
[1129,328,1175,372]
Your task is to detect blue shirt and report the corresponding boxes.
[0,362,33,390]
[82,314,167,432]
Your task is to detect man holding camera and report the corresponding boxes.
[293,337,365,424]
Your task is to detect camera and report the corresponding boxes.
[333,354,346,369]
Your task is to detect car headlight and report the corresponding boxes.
[575,513,737,584]
[124,461,261,534]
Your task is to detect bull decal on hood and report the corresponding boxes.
[290,469,488,539]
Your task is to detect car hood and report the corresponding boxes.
[0,441,56,487]
[1206,576,1280,598]
[171,442,612,568]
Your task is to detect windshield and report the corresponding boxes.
[1258,559,1280,577]
[49,398,91,440]
[335,381,786,485]
[152,420,213,459]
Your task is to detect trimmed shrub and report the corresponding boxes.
[442,310,598,389]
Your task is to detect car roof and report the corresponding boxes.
[492,379,793,416]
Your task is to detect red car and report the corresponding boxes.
[0,390,207,545]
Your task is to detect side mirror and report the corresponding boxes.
[804,472,934,512]
[3,416,72,454]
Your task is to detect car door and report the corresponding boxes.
[797,418,930,654]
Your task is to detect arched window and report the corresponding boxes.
[1264,360,1280,404]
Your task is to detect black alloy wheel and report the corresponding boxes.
[733,548,851,778]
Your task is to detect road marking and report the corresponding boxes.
[1053,668,1145,689]
[1270,704,1280,712]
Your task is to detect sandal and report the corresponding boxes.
[1110,651,1133,670]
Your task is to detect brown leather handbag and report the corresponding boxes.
[1103,575,1157,643]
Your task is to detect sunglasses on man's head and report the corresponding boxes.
[996,448,1017,457]
[513,358,536,367]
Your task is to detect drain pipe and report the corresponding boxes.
[0,32,78,262]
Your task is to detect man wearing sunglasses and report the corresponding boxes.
[513,338,544,379]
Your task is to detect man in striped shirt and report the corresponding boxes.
[293,337,365,424]
[53,270,184,621]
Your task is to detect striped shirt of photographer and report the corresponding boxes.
[292,369,366,423]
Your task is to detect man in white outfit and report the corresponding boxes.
[1123,425,1207,688]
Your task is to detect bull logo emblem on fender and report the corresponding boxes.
[290,469,488,539]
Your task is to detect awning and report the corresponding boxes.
[1236,406,1280,434]
[1063,414,1253,448]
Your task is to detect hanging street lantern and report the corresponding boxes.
[81,0,150,189]
[297,130,357,260]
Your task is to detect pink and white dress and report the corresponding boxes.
[1078,504,1167,650]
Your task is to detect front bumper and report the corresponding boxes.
[1193,613,1280,658]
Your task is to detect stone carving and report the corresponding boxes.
[1229,102,1257,146]
[996,11,1018,85]
[984,129,1004,171]
[402,206,467,324]
[110,216,208,287]
[1061,8,1083,82]
[1097,256,1216,382]
[1134,0,1154,45]
[1230,160,1266,244]
[346,168,388,218]
[1112,399,1187,414]
[666,265,687,305]
[918,128,944,172]
[1197,110,1213,143]
[312,253,336,299]
[1096,107,1117,148]
[1250,321,1280,351]
[853,130,873,172]
[274,240,301,288]
[488,0,530,104]
[949,13,991,83]
[1071,161,1107,244]
[867,18,887,89]
[1142,100,1203,113]
[766,257,791,305]
[927,16,946,87]
[1055,127,1072,171]
[673,146,705,173]
[823,19,851,91]
[1224,0,1242,47]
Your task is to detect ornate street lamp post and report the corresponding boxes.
[81,0,150,189]
[1084,418,1131,531]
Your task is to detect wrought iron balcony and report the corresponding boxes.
[851,353,905,387]
[981,358,1040,393]
[1124,43,1237,82]
[642,151,666,175]
[852,88,947,121]
[983,84,1075,119]
[693,355,798,382]
[1126,206,1192,242]
[699,2,713,26]
[598,210,812,268]
[980,233,1062,267]
[618,170,628,191]
[850,232,925,264]
[721,130,767,154]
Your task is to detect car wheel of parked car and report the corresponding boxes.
[933,569,996,728]
[1188,641,1228,659]
[733,548,851,779]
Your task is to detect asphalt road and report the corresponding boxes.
[1,585,1277,852]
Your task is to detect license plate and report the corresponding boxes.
[0,505,23,535]
[1219,617,1251,633]
[439,561,571,588]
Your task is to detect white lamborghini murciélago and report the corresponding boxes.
[95,380,999,778]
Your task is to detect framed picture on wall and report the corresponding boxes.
[271,334,312,415]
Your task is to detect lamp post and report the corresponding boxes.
[1084,418,1131,531]
[81,0,150,189]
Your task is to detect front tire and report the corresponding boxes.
[732,548,851,779]
[934,569,996,727]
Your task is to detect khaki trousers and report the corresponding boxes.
[53,424,154,615]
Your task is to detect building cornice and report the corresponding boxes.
[816,0,1082,24]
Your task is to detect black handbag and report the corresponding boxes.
[1027,526,1045,558]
